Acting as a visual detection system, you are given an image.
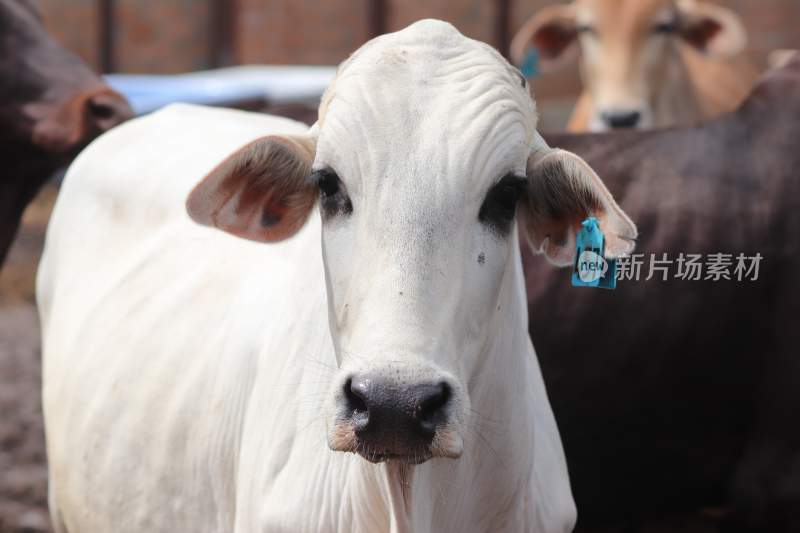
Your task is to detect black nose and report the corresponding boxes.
[344,375,451,450]
[601,110,641,129]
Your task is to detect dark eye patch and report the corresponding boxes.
[309,168,352,219]
[479,174,527,236]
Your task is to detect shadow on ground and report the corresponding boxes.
[0,185,55,533]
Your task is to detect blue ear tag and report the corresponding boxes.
[571,217,617,290]
[520,47,540,78]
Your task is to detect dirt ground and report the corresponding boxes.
[0,186,56,533]
[0,185,720,533]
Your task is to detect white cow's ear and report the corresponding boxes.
[186,135,317,243]
[520,133,637,267]
[677,0,747,57]
[510,4,578,73]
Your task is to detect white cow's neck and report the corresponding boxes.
[292,229,539,533]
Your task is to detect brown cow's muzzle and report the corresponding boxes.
[30,86,133,154]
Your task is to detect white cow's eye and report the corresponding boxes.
[311,169,352,219]
[479,174,527,236]
[316,170,340,197]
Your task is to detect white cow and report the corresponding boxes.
[38,20,636,533]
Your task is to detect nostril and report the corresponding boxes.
[344,378,368,411]
[417,382,451,433]
[344,377,370,430]
[88,99,115,121]
[85,93,132,130]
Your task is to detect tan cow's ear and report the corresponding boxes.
[186,135,317,243]
[677,0,747,57]
[510,4,579,73]
[520,134,637,267]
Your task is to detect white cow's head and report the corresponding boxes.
[511,0,747,130]
[187,20,636,464]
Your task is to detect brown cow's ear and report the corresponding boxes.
[186,135,317,243]
[510,4,579,73]
[677,0,747,57]
[520,134,637,266]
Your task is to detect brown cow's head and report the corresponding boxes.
[0,0,132,265]
[511,0,747,131]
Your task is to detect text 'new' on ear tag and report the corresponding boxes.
[571,217,617,290]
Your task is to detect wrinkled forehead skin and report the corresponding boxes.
[314,20,537,208]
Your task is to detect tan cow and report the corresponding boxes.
[511,0,758,131]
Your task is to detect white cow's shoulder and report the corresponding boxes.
[63,104,310,224]
[38,104,317,325]
[37,105,329,533]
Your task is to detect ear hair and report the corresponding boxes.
[523,153,601,265]
[510,4,579,73]
[677,0,747,57]
[522,147,637,266]
[526,152,602,224]
[186,135,317,242]
[221,137,314,225]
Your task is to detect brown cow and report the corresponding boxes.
[0,0,132,266]
[529,55,800,531]
[512,0,758,131]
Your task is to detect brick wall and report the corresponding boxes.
[39,0,99,70]
[114,0,211,73]
[237,0,370,65]
[38,0,800,127]
[387,0,496,45]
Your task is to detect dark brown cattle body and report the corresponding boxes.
[531,56,800,532]
[0,0,131,266]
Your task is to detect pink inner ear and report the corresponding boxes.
[534,24,577,60]
[215,172,315,243]
[186,136,317,243]
[260,203,286,227]
[683,18,721,51]
[258,194,298,230]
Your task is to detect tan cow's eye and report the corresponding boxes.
[576,24,596,36]
[653,21,677,34]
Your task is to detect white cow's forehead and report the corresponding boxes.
[315,20,537,189]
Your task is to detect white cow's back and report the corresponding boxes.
[38,104,338,532]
